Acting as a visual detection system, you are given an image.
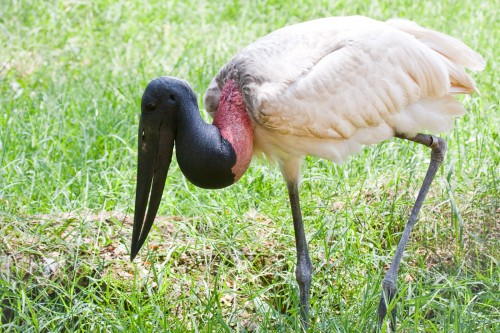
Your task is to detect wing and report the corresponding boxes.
[204,16,484,140]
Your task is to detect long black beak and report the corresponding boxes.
[130,112,175,260]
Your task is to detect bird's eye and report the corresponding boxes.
[169,93,176,102]
[145,102,156,112]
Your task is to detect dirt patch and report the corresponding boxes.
[0,210,286,327]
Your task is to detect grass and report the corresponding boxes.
[0,0,498,331]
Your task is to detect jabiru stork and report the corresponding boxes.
[130,16,484,330]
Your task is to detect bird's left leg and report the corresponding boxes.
[286,179,313,330]
[377,133,447,331]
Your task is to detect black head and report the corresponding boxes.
[131,76,191,260]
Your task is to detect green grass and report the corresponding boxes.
[0,0,498,332]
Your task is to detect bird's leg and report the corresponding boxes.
[286,180,313,330]
[377,133,447,331]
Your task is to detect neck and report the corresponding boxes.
[175,80,253,189]
[213,80,254,182]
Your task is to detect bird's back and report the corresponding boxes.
[204,16,484,163]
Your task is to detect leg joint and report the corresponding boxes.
[295,258,312,286]
[396,133,447,162]
[381,276,397,292]
[429,135,447,162]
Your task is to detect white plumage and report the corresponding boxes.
[204,16,484,177]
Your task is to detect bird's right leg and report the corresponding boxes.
[377,133,447,331]
[286,179,313,330]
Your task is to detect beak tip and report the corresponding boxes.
[130,243,138,261]
[130,245,139,261]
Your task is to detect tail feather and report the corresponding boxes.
[387,19,485,94]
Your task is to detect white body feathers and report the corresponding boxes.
[204,16,484,175]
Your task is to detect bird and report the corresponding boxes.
[130,16,484,331]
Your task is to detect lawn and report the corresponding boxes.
[0,0,498,332]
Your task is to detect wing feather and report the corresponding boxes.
[204,16,483,142]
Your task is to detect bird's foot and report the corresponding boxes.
[296,261,312,331]
[377,277,398,332]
